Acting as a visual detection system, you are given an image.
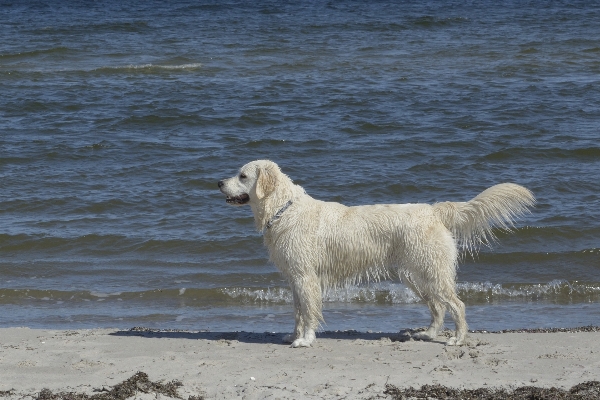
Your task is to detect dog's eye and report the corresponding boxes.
[240,173,247,179]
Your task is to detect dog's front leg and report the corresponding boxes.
[289,274,322,348]
[282,285,304,344]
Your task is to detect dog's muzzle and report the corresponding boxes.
[218,180,250,205]
[225,193,250,205]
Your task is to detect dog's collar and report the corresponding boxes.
[265,200,293,230]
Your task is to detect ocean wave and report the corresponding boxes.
[457,280,600,302]
[0,46,72,60]
[222,285,418,304]
[1,62,203,76]
[27,21,151,35]
[0,288,225,305]
[0,233,259,257]
[503,225,600,240]
[221,287,293,304]
[409,16,470,28]
[1,280,598,307]
[94,63,203,73]
[90,291,123,298]
[220,280,600,305]
[3,231,598,259]
[481,147,600,161]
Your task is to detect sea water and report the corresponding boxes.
[1,0,599,333]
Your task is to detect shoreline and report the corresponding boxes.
[1,327,599,399]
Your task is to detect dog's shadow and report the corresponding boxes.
[109,327,445,345]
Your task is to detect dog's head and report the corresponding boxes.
[218,160,280,206]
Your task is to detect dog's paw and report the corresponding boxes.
[291,338,312,348]
[445,336,464,346]
[282,334,295,344]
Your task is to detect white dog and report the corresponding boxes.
[218,160,534,347]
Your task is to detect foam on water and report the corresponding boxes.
[219,280,600,306]
[220,284,422,305]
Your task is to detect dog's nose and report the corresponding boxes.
[218,180,224,188]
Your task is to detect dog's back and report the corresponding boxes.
[300,201,449,286]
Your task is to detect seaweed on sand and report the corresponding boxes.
[383,380,600,400]
[35,372,203,400]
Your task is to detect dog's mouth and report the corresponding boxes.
[226,193,250,205]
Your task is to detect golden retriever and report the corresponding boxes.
[218,160,534,347]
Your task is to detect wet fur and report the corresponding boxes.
[219,160,535,347]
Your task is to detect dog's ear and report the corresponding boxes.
[255,164,278,199]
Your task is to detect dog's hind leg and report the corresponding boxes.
[413,296,446,341]
[414,290,467,345]
[443,293,467,346]
[402,225,467,345]
[402,276,445,341]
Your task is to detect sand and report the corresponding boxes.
[0,327,599,399]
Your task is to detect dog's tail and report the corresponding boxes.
[433,183,535,252]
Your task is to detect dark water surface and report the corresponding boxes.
[1,1,599,332]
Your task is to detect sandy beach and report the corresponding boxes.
[0,327,599,399]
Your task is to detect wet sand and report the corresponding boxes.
[1,327,599,399]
